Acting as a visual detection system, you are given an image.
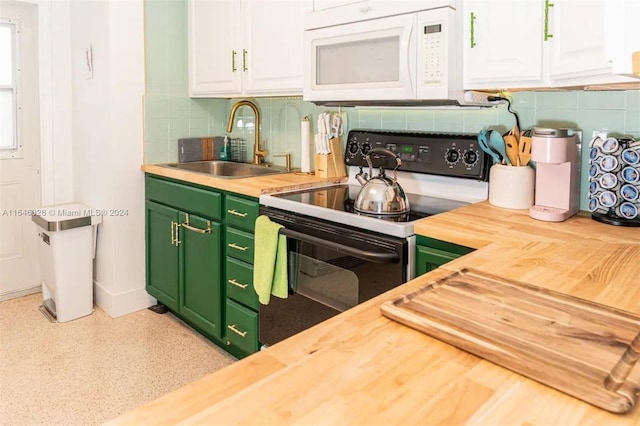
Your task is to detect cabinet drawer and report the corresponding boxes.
[226,257,258,310]
[225,299,259,355]
[225,195,259,232]
[226,228,255,264]
[146,175,222,220]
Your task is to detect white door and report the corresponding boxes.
[188,0,242,96]
[547,0,611,81]
[243,0,305,95]
[0,1,41,300]
[463,0,545,89]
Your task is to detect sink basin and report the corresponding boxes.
[162,161,287,179]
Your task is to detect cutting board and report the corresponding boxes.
[381,268,640,414]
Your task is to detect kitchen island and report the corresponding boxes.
[109,195,640,425]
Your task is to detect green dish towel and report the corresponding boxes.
[253,215,288,305]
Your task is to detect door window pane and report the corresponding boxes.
[0,89,16,150]
[0,25,13,85]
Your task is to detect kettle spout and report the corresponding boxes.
[355,167,369,186]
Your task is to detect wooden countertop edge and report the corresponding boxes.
[141,163,347,198]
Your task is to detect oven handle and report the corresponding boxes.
[278,228,399,263]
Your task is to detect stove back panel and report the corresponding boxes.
[344,130,490,181]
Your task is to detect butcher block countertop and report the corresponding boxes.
[115,171,640,424]
[141,163,345,198]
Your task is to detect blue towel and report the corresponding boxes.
[253,215,288,304]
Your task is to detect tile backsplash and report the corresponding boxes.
[144,0,640,210]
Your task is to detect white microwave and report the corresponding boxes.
[303,5,479,106]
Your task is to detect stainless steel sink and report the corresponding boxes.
[161,161,288,179]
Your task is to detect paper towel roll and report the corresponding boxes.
[301,117,311,173]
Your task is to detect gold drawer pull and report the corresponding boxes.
[227,209,248,218]
[228,243,248,251]
[182,214,211,234]
[228,279,248,289]
[227,324,247,338]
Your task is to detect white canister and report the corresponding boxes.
[489,164,535,210]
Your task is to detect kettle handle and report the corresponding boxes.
[365,148,402,178]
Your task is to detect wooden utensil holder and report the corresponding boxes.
[315,138,346,178]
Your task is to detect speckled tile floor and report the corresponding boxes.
[0,293,236,426]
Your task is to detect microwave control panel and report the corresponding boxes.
[344,130,490,181]
[421,23,444,86]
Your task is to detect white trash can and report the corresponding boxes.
[32,203,102,322]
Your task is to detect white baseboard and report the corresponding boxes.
[0,285,42,302]
[94,281,156,318]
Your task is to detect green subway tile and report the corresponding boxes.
[432,110,464,124]
[536,91,578,109]
[190,99,210,119]
[358,109,382,127]
[433,122,463,133]
[463,108,498,126]
[576,109,625,132]
[144,95,169,119]
[511,92,536,107]
[626,90,640,111]
[169,118,189,140]
[169,97,190,119]
[380,110,406,130]
[624,111,640,133]
[189,116,210,133]
[535,108,578,128]
[406,110,433,131]
[145,118,169,142]
[577,91,626,110]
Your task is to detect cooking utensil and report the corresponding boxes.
[354,148,410,215]
[504,126,520,166]
[519,129,532,166]
[489,130,511,165]
[478,129,502,164]
[323,112,331,154]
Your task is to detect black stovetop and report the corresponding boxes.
[271,184,469,223]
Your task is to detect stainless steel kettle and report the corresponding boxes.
[354,148,410,215]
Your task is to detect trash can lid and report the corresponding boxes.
[32,203,102,231]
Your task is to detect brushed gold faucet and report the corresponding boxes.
[226,100,268,165]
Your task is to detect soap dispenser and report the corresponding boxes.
[220,136,230,161]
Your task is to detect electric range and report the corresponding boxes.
[260,130,491,238]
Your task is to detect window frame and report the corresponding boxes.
[0,19,22,159]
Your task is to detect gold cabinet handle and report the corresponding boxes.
[171,221,181,246]
[231,50,237,72]
[242,49,248,71]
[228,279,248,289]
[227,209,248,218]
[182,214,211,234]
[228,243,248,251]
[227,324,247,337]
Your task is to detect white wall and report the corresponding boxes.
[66,0,151,316]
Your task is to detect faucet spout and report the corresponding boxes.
[226,100,268,165]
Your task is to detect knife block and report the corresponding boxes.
[315,138,346,178]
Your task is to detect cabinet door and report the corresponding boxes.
[463,0,545,89]
[242,0,305,95]
[188,0,242,96]
[225,195,259,232]
[226,299,259,356]
[146,201,180,311]
[179,212,223,339]
[415,245,460,276]
[547,0,612,82]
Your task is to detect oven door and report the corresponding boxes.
[258,206,410,347]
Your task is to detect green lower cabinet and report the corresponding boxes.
[226,227,255,264]
[225,299,259,356]
[415,235,474,276]
[146,201,180,312]
[179,212,223,339]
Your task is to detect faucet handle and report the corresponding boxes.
[273,153,292,172]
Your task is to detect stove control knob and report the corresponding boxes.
[445,148,460,165]
[463,149,479,167]
[348,141,359,155]
[361,143,371,156]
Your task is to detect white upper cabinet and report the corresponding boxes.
[463,0,639,90]
[188,0,307,97]
[188,0,241,96]
[463,0,545,89]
